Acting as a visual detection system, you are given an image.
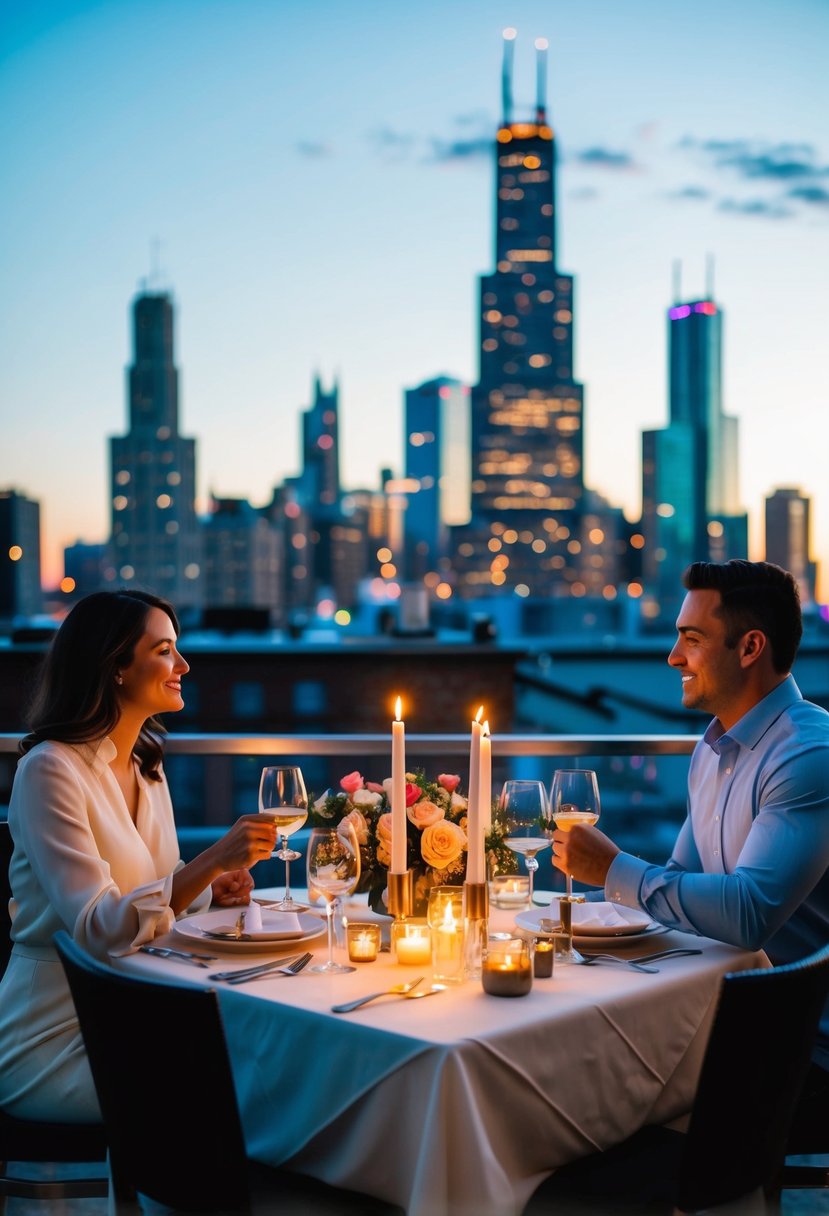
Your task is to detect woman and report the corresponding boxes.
[0,589,277,1122]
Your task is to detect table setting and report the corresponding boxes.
[112,708,772,1216]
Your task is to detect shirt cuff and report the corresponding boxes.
[605,852,650,907]
[108,875,176,956]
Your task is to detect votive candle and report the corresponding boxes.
[394,923,432,966]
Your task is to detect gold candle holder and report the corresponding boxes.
[387,870,414,920]
[462,881,489,979]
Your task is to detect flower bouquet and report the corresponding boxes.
[309,769,519,915]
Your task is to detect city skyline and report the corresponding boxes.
[2,0,828,594]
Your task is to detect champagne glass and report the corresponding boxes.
[498,780,552,908]
[259,766,308,911]
[306,824,361,974]
[550,769,600,962]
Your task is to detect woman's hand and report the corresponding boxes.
[212,869,254,907]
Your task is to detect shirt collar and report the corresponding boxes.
[80,735,118,773]
[704,674,802,754]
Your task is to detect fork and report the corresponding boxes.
[210,952,313,985]
[579,947,703,974]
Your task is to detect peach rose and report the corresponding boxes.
[421,819,466,869]
[437,774,461,793]
[406,798,445,829]
[340,808,369,845]
[340,771,364,794]
[376,812,393,848]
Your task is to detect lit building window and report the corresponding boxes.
[167,472,181,485]
[119,565,135,579]
[589,528,605,544]
[156,494,172,508]
[376,547,392,562]
[166,521,179,534]
[113,496,128,511]
[157,426,171,440]
[435,582,452,600]
[656,503,675,518]
[8,546,22,561]
[115,470,130,485]
[184,563,200,579]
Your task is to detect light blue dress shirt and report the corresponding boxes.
[607,675,829,1066]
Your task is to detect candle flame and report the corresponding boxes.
[442,903,456,929]
[395,696,402,721]
[483,720,491,737]
[475,705,484,724]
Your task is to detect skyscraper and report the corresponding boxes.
[108,290,202,607]
[641,280,747,612]
[403,376,470,580]
[765,486,817,605]
[0,489,42,620]
[457,32,592,599]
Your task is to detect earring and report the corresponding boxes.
[116,675,124,685]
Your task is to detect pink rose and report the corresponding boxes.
[405,782,422,807]
[437,774,461,793]
[365,781,386,794]
[407,799,445,829]
[340,771,364,794]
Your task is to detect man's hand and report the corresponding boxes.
[552,825,620,888]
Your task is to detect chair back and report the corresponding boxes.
[53,929,253,1213]
[1,820,13,978]
[676,942,829,1213]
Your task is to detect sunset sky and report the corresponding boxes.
[2,0,828,593]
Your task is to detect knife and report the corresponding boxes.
[139,945,218,965]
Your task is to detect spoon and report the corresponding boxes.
[404,984,446,1000]
[331,977,424,1014]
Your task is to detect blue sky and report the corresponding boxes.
[2,0,828,592]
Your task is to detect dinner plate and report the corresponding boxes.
[174,910,325,954]
[515,900,656,938]
[573,923,667,948]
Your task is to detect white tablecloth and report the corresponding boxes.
[116,891,769,1216]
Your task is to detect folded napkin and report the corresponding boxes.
[570,902,632,930]
[244,900,263,933]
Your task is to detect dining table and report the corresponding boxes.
[114,888,769,1216]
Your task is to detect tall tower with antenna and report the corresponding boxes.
[458,31,601,599]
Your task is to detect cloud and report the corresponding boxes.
[295,141,334,158]
[668,185,711,202]
[428,135,492,163]
[571,146,639,171]
[367,126,417,161]
[568,186,599,202]
[679,136,829,182]
[718,197,793,219]
[788,184,829,207]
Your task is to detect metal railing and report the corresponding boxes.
[0,732,701,758]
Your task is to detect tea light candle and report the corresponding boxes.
[489,875,530,909]
[346,923,380,963]
[533,938,554,978]
[394,923,432,966]
[482,942,532,996]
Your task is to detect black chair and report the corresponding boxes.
[53,929,401,1215]
[525,943,829,1215]
[0,821,109,1207]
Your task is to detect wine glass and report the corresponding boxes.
[550,769,600,962]
[259,766,308,911]
[306,824,361,974]
[498,779,552,908]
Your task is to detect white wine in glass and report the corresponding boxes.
[259,765,309,911]
[499,779,552,907]
[550,768,600,900]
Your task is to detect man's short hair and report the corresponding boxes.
[682,560,802,673]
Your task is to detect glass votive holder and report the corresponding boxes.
[532,935,555,978]
[391,918,432,966]
[427,886,465,983]
[345,922,381,964]
[481,937,533,997]
[489,874,531,910]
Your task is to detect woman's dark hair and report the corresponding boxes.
[683,559,802,674]
[19,589,181,781]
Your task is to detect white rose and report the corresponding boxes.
[353,788,382,809]
[450,792,468,811]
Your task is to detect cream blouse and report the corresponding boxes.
[0,737,210,1120]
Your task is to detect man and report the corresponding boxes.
[553,559,829,1141]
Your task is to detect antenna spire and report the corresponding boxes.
[534,38,548,121]
[501,28,516,125]
[705,252,716,299]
